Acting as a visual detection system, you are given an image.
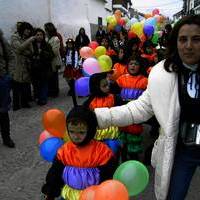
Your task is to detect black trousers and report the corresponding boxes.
[0,112,10,141]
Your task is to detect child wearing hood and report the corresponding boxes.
[42,106,115,200]
[116,55,148,161]
[83,72,122,154]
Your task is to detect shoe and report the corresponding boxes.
[3,138,15,148]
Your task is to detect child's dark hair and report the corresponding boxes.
[128,54,148,76]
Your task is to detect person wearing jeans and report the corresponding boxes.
[0,29,15,148]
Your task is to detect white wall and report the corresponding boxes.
[0,0,50,40]
[0,0,112,42]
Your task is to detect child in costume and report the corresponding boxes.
[116,55,148,161]
[111,45,128,81]
[42,106,115,200]
[63,38,81,96]
[83,72,122,155]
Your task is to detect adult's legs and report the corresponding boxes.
[167,146,200,199]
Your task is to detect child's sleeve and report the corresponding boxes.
[41,158,65,198]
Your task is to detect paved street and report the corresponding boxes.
[0,75,199,200]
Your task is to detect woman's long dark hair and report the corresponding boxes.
[164,15,200,73]
[44,22,57,38]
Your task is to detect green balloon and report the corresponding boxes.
[152,32,159,45]
[113,160,149,196]
[98,55,112,72]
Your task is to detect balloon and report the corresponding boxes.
[151,32,159,45]
[80,47,94,59]
[38,130,53,144]
[94,180,129,200]
[152,8,160,16]
[144,17,157,28]
[143,25,154,37]
[88,41,99,50]
[75,77,90,97]
[128,31,137,39]
[144,13,153,19]
[131,22,143,37]
[94,46,107,58]
[83,58,101,75]
[118,18,126,26]
[107,16,117,27]
[114,24,122,32]
[42,109,66,138]
[130,18,138,25]
[98,55,112,72]
[40,137,64,162]
[113,160,149,196]
[80,185,98,200]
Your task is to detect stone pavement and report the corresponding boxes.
[0,75,199,200]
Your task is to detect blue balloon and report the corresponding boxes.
[104,139,122,154]
[143,25,154,37]
[144,17,157,28]
[75,77,90,97]
[40,137,64,162]
[114,25,122,32]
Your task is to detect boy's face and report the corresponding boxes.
[128,60,140,75]
[100,78,110,94]
[68,121,88,144]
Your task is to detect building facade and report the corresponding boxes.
[0,0,113,41]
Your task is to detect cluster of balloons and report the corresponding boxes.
[75,41,113,96]
[79,160,149,200]
[39,109,68,162]
[106,8,165,44]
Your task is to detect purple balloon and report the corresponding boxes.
[143,25,154,37]
[75,77,90,96]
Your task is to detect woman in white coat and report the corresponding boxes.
[95,15,200,200]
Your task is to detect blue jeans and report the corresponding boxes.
[168,145,200,199]
[0,75,11,112]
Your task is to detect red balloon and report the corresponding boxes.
[128,31,137,39]
[94,180,129,200]
[118,18,126,26]
[88,41,99,50]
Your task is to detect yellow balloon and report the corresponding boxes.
[95,46,107,58]
[98,55,112,72]
[131,22,144,37]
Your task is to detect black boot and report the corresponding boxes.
[0,112,15,148]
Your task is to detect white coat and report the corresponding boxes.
[95,60,181,200]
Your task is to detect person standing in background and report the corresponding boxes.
[44,23,62,98]
[0,29,15,148]
[75,27,90,50]
[11,22,34,110]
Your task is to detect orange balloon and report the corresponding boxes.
[79,185,98,200]
[42,109,66,138]
[94,180,129,200]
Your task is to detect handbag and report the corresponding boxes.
[180,121,200,146]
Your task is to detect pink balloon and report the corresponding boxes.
[152,9,160,16]
[83,58,101,76]
[39,130,53,144]
[89,41,99,50]
[80,47,94,59]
